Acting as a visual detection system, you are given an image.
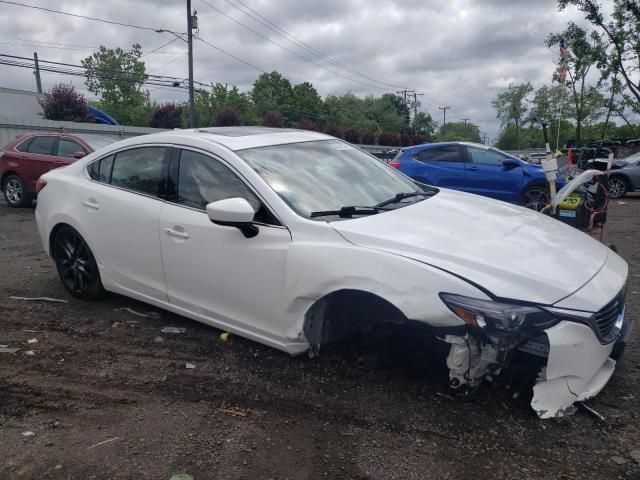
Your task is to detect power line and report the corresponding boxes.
[199,0,393,92]
[196,36,266,73]
[0,0,184,35]
[222,0,409,91]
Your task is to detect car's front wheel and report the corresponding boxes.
[53,226,105,300]
[522,186,550,211]
[607,176,628,199]
[3,174,33,208]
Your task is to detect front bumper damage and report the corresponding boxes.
[441,309,631,419]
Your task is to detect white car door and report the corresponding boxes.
[159,148,292,340]
[81,146,169,302]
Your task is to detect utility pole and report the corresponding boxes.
[33,52,42,94]
[186,0,197,128]
[483,132,488,145]
[439,105,450,126]
[412,92,424,118]
[461,117,470,128]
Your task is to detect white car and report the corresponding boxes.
[35,127,631,419]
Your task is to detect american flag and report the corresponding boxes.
[560,38,568,57]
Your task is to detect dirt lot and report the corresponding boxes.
[1,196,639,480]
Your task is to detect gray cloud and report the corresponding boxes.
[0,0,592,139]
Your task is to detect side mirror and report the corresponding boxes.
[74,151,86,159]
[206,197,259,238]
[502,158,519,169]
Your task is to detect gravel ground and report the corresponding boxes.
[0,196,639,480]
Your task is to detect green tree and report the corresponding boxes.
[82,44,150,126]
[194,83,256,127]
[491,82,534,149]
[547,23,606,143]
[411,111,436,138]
[290,82,322,118]
[251,71,293,121]
[437,122,482,142]
[559,0,640,111]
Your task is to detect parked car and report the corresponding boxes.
[526,152,547,164]
[606,150,640,198]
[0,132,120,207]
[34,127,629,419]
[389,142,564,210]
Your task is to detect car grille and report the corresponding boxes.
[592,289,625,343]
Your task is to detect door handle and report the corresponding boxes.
[82,200,99,210]
[467,166,479,171]
[164,227,190,239]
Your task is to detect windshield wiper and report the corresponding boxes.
[310,206,387,218]
[375,191,437,208]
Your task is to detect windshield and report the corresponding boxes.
[77,134,121,152]
[238,140,422,219]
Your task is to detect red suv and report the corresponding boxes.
[1,132,120,207]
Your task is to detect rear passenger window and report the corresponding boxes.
[88,155,114,183]
[110,147,166,196]
[15,138,33,152]
[414,145,463,163]
[26,136,57,155]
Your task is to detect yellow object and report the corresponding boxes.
[219,332,232,342]
[558,193,582,210]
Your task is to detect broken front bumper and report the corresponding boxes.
[529,309,630,419]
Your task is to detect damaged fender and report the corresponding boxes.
[531,321,617,419]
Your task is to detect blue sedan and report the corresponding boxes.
[389,142,561,210]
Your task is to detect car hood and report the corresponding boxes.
[331,189,609,305]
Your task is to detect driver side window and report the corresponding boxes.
[176,150,279,225]
[467,146,507,165]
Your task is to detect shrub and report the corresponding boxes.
[378,131,399,146]
[325,124,344,139]
[150,103,184,129]
[212,106,242,127]
[360,131,376,144]
[400,133,411,146]
[297,117,317,131]
[344,127,360,144]
[261,111,284,128]
[411,134,428,145]
[39,83,89,122]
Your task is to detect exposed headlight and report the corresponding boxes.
[439,293,558,333]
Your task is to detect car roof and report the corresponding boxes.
[109,127,334,152]
[403,141,496,151]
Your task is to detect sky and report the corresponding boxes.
[0,0,594,141]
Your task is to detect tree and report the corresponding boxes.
[290,81,322,119]
[39,83,89,122]
[261,111,284,128]
[558,0,640,111]
[149,103,183,129]
[213,106,242,126]
[297,117,318,131]
[411,111,436,138]
[251,71,293,120]
[325,124,344,139]
[378,132,400,146]
[438,122,482,142]
[547,23,606,143]
[82,44,150,126]
[491,82,533,149]
[195,83,256,127]
[361,131,376,144]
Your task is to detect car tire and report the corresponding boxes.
[521,186,550,211]
[607,176,628,199]
[3,174,33,208]
[53,225,105,300]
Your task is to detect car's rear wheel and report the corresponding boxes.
[53,226,104,300]
[522,186,549,211]
[3,174,33,208]
[607,176,628,199]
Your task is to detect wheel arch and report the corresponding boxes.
[1,170,20,190]
[302,288,410,352]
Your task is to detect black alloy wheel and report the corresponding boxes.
[522,186,550,211]
[53,226,104,300]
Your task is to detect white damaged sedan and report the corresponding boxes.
[35,127,631,418]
